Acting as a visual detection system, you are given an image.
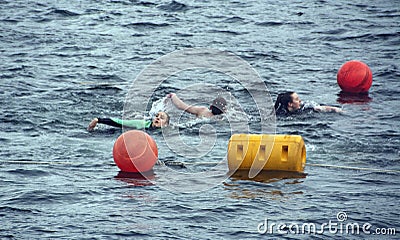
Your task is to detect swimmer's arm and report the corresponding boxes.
[166,93,205,116]
[314,105,343,113]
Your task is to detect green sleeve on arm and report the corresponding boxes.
[110,118,152,129]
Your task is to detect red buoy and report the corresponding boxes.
[113,130,158,173]
[337,60,372,93]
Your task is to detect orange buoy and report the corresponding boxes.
[112,130,158,173]
[337,60,372,93]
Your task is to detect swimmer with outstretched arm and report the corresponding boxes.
[166,93,227,117]
[87,111,169,131]
[274,91,342,115]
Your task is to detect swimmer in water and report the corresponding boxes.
[87,111,170,131]
[274,91,342,115]
[166,93,227,118]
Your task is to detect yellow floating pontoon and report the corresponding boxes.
[227,134,306,173]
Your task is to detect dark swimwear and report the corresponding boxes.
[275,102,317,116]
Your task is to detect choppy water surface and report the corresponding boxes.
[1,0,399,239]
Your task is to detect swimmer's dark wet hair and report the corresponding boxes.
[165,112,170,125]
[210,96,227,115]
[274,91,295,113]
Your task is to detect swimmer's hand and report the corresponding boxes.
[164,93,175,104]
[87,118,99,131]
[314,106,343,113]
[166,93,176,99]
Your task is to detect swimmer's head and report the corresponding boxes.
[288,92,302,111]
[152,111,170,128]
[210,96,227,115]
[274,91,302,113]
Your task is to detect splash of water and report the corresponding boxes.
[148,97,168,118]
[149,92,251,129]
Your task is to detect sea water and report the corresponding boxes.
[1,0,399,239]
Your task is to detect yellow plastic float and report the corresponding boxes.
[227,134,306,173]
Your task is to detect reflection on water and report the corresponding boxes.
[336,91,373,104]
[225,170,306,200]
[114,170,155,187]
[229,170,307,184]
